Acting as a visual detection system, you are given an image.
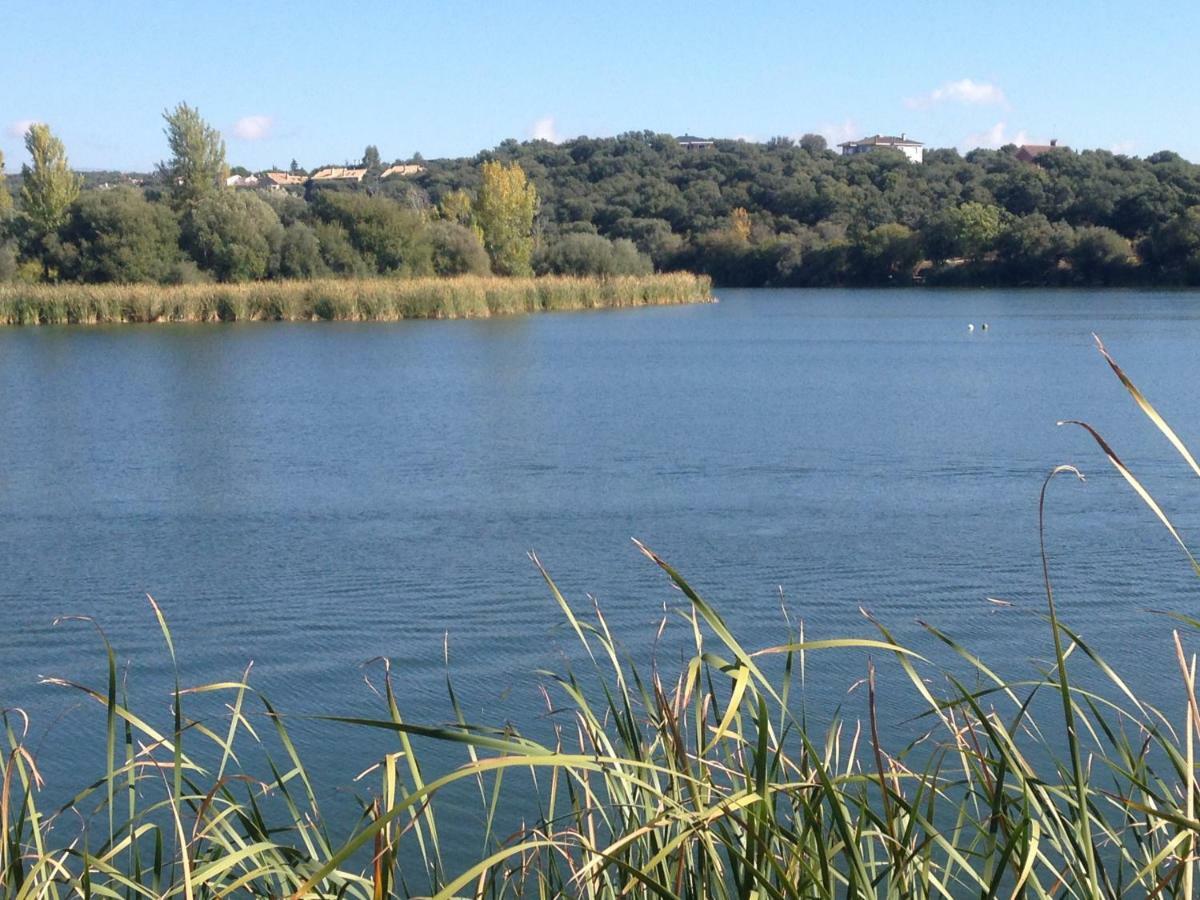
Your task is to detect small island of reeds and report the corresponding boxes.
[0,273,713,325]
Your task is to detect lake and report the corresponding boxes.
[3,287,1199,813]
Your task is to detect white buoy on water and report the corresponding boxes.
[981,322,989,331]
[967,323,975,332]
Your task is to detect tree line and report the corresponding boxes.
[436,131,1200,286]
[3,110,1200,287]
[0,105,552,286]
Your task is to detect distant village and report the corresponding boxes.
[224,163,426,190]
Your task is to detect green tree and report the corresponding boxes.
[159,102,228,208]
[856,223,921,281]
[313,221,371,276]
[312,191,433,275]
[0,150,14,282]
[0,150,11,219]
[729,207,752,243]
[439,189,478,231]
[428,221,491,276]
[1070,226,1133,285]
[1143,206,1200,282]
[475,160,538,276]
[609,217,683,265]
[278,222,328,278]
[926,202,1004,262]
[57,187,181,283]
[20,123,82,242]
[533,233,652,276]
[362,145,382,171]
[799,133,828,153]
[183,192,283,282]
[995,214,1074,283]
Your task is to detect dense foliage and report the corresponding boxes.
[3,113,1200,287]
[0,113,548,286]
[424,132,1200,286]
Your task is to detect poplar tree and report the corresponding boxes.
[21,123,82,245]
[729,207,752,242]
[438,188,480,236]
[159,102,228,208]
[474,160,538,276]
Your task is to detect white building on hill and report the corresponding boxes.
[838,134,924,163]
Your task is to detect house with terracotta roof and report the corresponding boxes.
[1015,139,1065,163]
[839,134,924,163]
[309,166,368,182]
[380,164,426,179]
[262,171,305,187]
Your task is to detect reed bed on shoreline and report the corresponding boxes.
[0,273,713,325]
[4,338,1200,898]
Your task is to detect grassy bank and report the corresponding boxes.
[4,339,1199,898]
[0,273,713,325]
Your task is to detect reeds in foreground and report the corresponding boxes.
[0,274,713,326]
[4,335,1200,898]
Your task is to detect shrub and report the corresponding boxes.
[534,232,652,277]
[278,222,329,279]
[183,191,284,282]
[428,220,491,276]
[57,187,181,283]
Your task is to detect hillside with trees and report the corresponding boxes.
[3,110,1200,288]
[423,132,1200,287]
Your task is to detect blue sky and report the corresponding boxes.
[3,0,1198,171]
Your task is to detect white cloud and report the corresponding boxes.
[906,79,1007,109]
[231,115,273,141]
[960,122,1033,151]
[1110,139,1137,156]
[817,118,860,147]
[529,116,559,143]
[5,119,39,139]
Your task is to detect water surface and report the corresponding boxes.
[2,288,1199,804]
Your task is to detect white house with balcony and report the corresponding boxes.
[838,134,924,163]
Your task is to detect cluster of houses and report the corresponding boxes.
[677,133,1066,166]
[225,163,426,190]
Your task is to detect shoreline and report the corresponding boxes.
[0,273,713,326]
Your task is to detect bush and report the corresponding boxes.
[534,232,652,277]
[278,222,328,279]
[313,222,371,277]
[57,188,181,284]
[183,192,284,282]
[1070,225,1135,284]
[995,213,1075,283]
[311,191,433,276]
[428,221,491,276]
[163,258,212,285]
[854,223,921,282]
